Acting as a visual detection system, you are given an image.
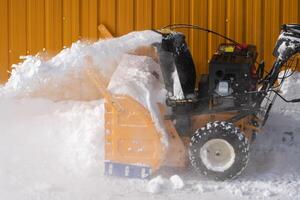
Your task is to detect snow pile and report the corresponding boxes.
[147,176,166,193]
[0,98,104,200]
[146,175,185,193]
[1,31,161,101]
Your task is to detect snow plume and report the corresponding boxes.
[2,30,161,101]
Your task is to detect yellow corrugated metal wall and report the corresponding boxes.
[1,0,300,83]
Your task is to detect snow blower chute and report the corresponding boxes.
[91,24,300,180]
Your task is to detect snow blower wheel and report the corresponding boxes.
[189,121,250,181]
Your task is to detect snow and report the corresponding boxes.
[146,175,184,193]
[0,30,300,199]
[146,176,166,193]
[0,98,105,200]
[1,30,161,101]
[169,175,184,190]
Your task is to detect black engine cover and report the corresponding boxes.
[208,44,258,105]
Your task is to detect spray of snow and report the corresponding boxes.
[1,30,161,101]
[2,30,168,148]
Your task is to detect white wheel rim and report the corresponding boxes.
[200,139,235,172]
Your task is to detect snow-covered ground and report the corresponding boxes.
[0,31,299,200]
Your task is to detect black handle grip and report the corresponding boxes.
[291,98,300,103]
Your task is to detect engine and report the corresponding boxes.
[208,44,258,107]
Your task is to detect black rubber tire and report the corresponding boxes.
[189,121,250,181]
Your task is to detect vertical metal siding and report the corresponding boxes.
[45,0,63,53]
[1,0,300,83]
[9,0,27,72]
[0,0,9,82]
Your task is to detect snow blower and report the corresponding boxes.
[91,24,300,180]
